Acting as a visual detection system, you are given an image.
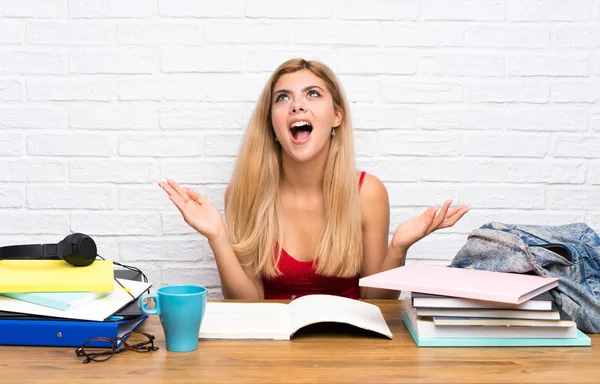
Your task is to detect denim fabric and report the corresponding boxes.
[450,222,600,334]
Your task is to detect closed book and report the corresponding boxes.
[403,314,591,347]
[416,306,560,320]
[0,260,114,293]
[359,265,559,304]
[411,291,554,311]
[432,311,575,328]
[1,291,111,311]
[406,306,578,339]
[0,315,148,347]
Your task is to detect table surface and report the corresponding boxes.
[1,300,597,384]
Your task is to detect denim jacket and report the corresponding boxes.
[450,222,600,334]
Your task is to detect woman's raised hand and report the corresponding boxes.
[158,179,226,241]
[391,200,469,251]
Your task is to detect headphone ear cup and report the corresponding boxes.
[59,234,75,247]
[60,233,96,267]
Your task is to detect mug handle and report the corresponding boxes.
[138,294,160,315]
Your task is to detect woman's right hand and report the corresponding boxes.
[158,179,226,241]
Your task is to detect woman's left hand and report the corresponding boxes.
[391,200,469,251]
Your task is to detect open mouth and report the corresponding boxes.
[290,120,313,142]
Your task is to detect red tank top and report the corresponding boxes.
[262,171,366,300]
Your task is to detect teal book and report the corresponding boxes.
[403,314,591,347]
[1,291,112,311]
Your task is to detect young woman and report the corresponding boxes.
[159,59,469,300]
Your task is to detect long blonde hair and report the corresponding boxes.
[225,59,363,278]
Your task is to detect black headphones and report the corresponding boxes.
[0,233,97,267]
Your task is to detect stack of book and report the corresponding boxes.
[404,290,590,347]
[359,264,592,347]
[0,260,152,347]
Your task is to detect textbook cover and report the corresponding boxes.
[359,264,559,304]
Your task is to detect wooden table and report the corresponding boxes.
[1,300,597,384]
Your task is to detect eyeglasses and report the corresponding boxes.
[75,331,159,364]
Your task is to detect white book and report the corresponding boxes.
[406,306,578,339]
[411,291,554,311]
[432,316,575,328]
[198,294,393,340]
[416,307,560,320]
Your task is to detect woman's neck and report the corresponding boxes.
[280,149,328,195]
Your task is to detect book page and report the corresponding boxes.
[288,295,392,339]
[198,302,290,340]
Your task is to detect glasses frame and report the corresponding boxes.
[75,331,159,364]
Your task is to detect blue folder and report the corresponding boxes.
[0,314,148,347]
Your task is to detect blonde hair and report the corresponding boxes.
[225,58,363,278]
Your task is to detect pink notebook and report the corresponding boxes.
[359,265,559,304]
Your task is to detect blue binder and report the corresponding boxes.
[0,314,148,347]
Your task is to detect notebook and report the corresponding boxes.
[1,291,111,311]
[0,269,145,319]
[359,265,559,304]
[0,260,114,293]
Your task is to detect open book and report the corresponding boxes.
[198,294,393,340]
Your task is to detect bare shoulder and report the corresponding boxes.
[359,172,389,206]
[359,173,389,225]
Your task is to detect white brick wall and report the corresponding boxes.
[1,1,599,297]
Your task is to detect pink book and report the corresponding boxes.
[359,265,559,304]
